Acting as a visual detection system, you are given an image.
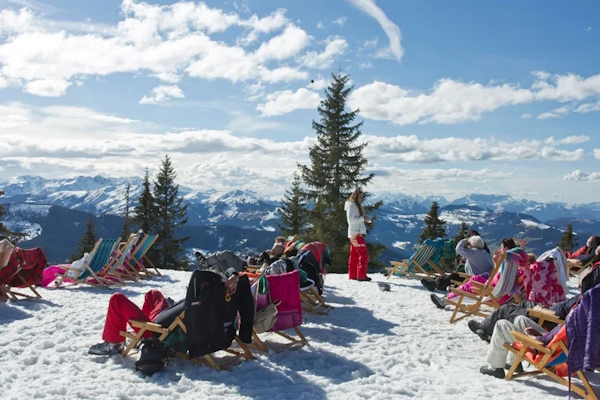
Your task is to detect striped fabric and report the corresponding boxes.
[78,239,118,280]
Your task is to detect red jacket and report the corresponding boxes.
[566,246,589,259]
[301,242,330,273]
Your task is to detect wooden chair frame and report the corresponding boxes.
[120,311,254,371]
[122,234,160,280]
[54,239,120,288]
[505,331,598,400]
[446,253,506,324]
[386,244,444,280]
[249,327,308,353]
[300,286,334,315]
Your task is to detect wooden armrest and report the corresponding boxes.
[471,281,486,288]
[390,261,408,267]
[449,288,480,300]
[527,309,565,325]
[130,320,163,329]
[510,331,552,354]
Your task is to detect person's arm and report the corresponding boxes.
[456,239,476,259]
[535,324,563,347]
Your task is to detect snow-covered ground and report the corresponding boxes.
[0,272,597,399]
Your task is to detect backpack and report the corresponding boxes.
[134,338,171,376]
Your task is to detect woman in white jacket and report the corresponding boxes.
[345,189,371,281]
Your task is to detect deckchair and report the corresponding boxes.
[527,307,565,327]
[300,285,334,315]
[570,258,594,276]
[250,327,308,353]
[386,241,445,280]
[55,239,120,288]
[122,234,160,279]
[504,326,597,400]
[0,246,46,301]
[446,253,506,323]
[120,310,254,371]
[102,234,142,283]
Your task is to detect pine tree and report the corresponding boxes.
[120,183,132,240]
[71,217,97,261]
[152,155,189,270]
[278,173,309,237]
[300,72,384,273]
[559,223,577,252]
[419,201,446,243]
[132,168,155,234]
[454,222,469,244]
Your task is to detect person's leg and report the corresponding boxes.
[348,240,358,280]
[356,235,369,280]
[434,275,454,290]
[485,319,516,370]
[141,289,169,322]
[102,293,150,343]
[507,315,545,365]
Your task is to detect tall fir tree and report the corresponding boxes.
[120,183,132,240]
[454,222,469,244]
[300,72,384,273]
[132,168,156,234]
[559,223,577,252]
[71,217,97,261]
[152,155,189,270]
[278,173,309,237]
[419,201,446,243]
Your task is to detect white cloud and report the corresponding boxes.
[521,113,532,119]
[332,17,347,26]
[586,26,592,31]
[316,21,324,30]
[347,0,403,61]
[532,71,600,102]
[574,101,600,114]
[367,166,508,181]
[545,135,589,145]
[257,88,321,117]
[595,149,600,159]
[0,3,311,97]
[561,170,600,181]
[306,77,328,90]
[537,105,570,119]
[359,61,373,69]
[349,80,534,125]
[300,36,348,69]
[363,134,587,163]
[139,85,185,104]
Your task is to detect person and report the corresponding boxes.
[345,189,370,281]
[468,230,491,256]
[567,235,600,265]
[88,267,243,355]
[468,249,600,342]
[429,238,513,309]
[301,241,331,274]
[422,235,495,292]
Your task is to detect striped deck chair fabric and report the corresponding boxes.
[56,239,119,287]
[386,238,445,279]
[126,234,159,277]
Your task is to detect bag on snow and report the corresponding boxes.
[134,339,171,376]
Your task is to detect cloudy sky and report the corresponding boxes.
[0,0,599,203]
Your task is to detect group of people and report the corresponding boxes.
[418,231,600,379]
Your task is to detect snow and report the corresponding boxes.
[6,204,51,217]
[521,219,551,230]
[1,271,594,399]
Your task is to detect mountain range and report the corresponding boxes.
[1,175,598,264]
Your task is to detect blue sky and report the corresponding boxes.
[0,0,599,203]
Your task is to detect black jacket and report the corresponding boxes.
[183,270,254,358]
[297,249,323,294]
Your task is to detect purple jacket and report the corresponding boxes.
[566,285,600,372]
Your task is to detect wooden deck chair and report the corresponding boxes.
[120,311,254,371]
[249,327,308,353]
[55,239,120,288]
[527,307,565,327]
[123,234,160,279]
[505,327,597,400]
[300,285,334,315]
[0,246,46,301]
[386,243,444,280]
[102,234,143,283]
[570,258,594,276]
[446,253,506,324]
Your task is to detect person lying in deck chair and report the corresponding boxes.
[468,254,600,342]
[421,234,493,292]
[88,266,247,355]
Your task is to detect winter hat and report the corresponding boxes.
[0,239,15,270]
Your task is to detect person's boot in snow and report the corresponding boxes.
[421,278,436,292]
[479,365,505,379]
[88,341,124,356]
[357,277,372,282]
[505,362,524,374]
[430,294,447,309]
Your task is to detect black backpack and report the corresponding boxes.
[134,338,172,376]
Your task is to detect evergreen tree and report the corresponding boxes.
[132,168,155,234]
[152,155,189,270]
[419,201,446,243]
[71,217,97,261]
[454,222,469,244]
[300,72,384,272]
[120,183,132,240]
[278,173,309,237]
[559,223,577,252]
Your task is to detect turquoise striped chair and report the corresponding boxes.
[55,238,119,288]
[386,238,445,279]
[124,234,160,278]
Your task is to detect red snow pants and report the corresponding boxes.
[348,235,369,280]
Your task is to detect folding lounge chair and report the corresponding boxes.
[120,310,254,371]
[0,246,46,301]
[526,307,565,327]
[123,234,160,279]
[55,239,120,288]
[570,258,594,276]
[250,270,308,353]
[504,326,597,400]
[300,284,334,315]
[103,234,141,283]
[386,240,445,280]
[446,253,505,324]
